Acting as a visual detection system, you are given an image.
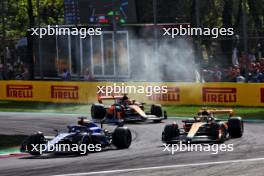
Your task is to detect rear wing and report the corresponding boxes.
[98,95,123,103]
[198,109,234,116]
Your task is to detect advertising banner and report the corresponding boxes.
[0,81,263,106]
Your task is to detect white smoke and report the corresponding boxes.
[128,29,199,82]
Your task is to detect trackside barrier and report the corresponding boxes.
[0,81,263,106]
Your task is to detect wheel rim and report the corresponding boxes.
[218,128,225,140]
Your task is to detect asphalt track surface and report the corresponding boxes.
[0,112,264,176]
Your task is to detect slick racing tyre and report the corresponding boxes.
[23,132,46,155]
[162,124,180,142]
[151,104,163,123]
[151,104,163,117]
[112,127,132,149]
[228,117,244,138]
[91,104,106,120]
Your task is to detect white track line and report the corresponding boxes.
[52,157,264,176]
[0,111,86,116]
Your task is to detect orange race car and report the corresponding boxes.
[91,95,167,124]
[162,108,243,143]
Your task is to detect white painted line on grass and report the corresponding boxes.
[52,157,264,176]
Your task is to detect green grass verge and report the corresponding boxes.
[163,105,264,119]
[0,101,90,114]
[0,147,20,155]
[0,135,28,150]
[0,101,264,119]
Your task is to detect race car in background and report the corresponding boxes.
[91,95,167,124]
[162,109,244,143]
[20,117,132,156]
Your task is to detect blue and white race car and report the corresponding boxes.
[20,117,132,155]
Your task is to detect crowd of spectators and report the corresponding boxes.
[60,68,95,81]
[1,45,263,82]
[0,59,30,80]
[0,46,30,80]
[202,55,264,83]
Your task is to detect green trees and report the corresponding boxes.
[135,0,264,63]
[0,0,64,51]
[1,0,264,64]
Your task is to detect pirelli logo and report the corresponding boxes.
[6,85,33,98]
[148,87,180,102]
[203,87,236,103]
[260,88,264,103]
[51,86,79,100]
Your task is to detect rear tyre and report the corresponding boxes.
[112,127,132,149]
[151,104,163,123]
[91,104,106,120]
[151,104,163,117]
[228,117,244,138]
[162,124,180,142]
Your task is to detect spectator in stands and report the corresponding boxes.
[225,66,237,82]
[212,65,222,82]
[21,66,30,80]
[239,52,248,74]
[232,48,239,66]
[248,62,256,73]
[248,69,264,82]
[256,62,261,71]
[6,62,14,80]
[248,49,256,63]
[62,68,71,80]
[201,68,214,82]
[83,68,94,81]
[236,74,246,83]
[15,65,25,80]
[260,58,264,72]
[0,62,3,80]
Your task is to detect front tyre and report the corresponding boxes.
[228,117,244,138]
[162,124,180,142]
[112,127,132,149]
[211,123,227,143]
[21,132,46,155]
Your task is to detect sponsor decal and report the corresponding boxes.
[260,88,264,103]
[6,85,33,98]
[202,87,236,103]
[148,87,180,101]
[51,86,79,99]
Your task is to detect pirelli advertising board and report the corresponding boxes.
[0,81,264,106]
